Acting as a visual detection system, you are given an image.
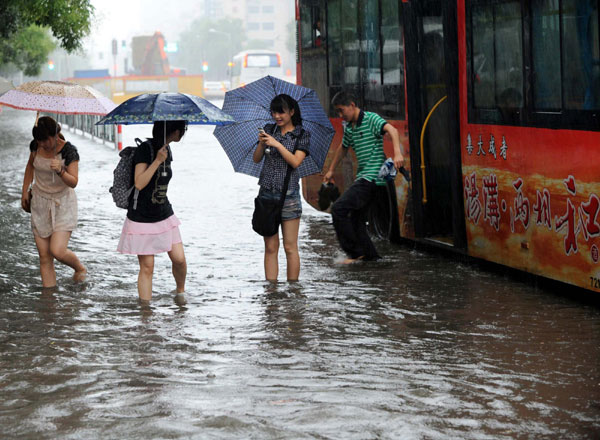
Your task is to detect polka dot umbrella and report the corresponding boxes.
[0,80,116,115]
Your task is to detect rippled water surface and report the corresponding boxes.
[1,108,599,439]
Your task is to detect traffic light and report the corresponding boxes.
[202,61,209,72]
[47,60,55,70]
[112,39,118,55]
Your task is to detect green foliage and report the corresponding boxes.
[26,0,94,52]
[0,0,24,38]
[0,25,56,76]
[177,17,246,78]
[0,0,94,74]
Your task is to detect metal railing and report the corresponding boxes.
[54,114,118,149]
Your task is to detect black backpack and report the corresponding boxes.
[109,138,153,209]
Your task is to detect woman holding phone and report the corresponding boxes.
[252,94,311,282]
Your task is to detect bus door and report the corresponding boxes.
[403,0,465,249]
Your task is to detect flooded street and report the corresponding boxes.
[1,107,599,439]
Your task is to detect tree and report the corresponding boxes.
[0,25,56,76]
[177,17,246,79]
[0,0,94,76]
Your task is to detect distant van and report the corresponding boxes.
[230,50,284,89]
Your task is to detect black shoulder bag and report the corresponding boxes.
[252,132,301,236]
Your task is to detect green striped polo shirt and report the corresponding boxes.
[342,110,388,183]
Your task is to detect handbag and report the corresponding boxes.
[252,195,285,236]
[252,130,301,236]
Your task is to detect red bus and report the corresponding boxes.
[297,0,600,294]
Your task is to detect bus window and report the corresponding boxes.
[531,0,600,112]
[300,4,314,49]
[381,0,403,85]
[468,0,600,129]
[363,0,404,118]
[532,0,562,109]
[299,1,328,112]
[472,2,523,110]
[361,0,381,86]
[381,0,405,119]
[472,5,496,109]
[562,0,600,110]
[326,1,361,87]
[342,2,360,85]
[326,0,404,118]
[328,0,343,85]
[300,3,326,49]
[362,0,382,113]
[494,3,523,108]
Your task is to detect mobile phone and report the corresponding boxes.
[258,128,265,134]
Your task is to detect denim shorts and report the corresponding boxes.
[258,187,302,221]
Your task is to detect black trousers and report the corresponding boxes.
[331,178,380,260]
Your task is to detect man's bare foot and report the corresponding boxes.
[73,268,87,282]
[338,256,365,265]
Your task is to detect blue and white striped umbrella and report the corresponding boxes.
[213,75,335,178]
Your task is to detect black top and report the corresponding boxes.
[257,123,310,193]
[127,138,174,223]
[30,141,80,166]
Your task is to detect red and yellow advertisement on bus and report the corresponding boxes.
[461,125,600,292]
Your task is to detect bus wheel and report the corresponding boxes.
[367,182,400,243]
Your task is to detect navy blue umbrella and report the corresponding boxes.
[213,75,334,178]
[96,92,235,125]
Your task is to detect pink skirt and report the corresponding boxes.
[117,214,182,255]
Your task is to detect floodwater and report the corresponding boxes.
[0,107,599,439]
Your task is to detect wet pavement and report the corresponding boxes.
[0,107,599,439]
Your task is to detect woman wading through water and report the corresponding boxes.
[117,120,188,305]
[21,116,87,288]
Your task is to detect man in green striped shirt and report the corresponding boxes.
[324,90,404,264]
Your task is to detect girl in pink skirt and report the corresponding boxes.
[117,120,187,305]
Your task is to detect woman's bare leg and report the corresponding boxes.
[34,234,56,288]
[167,242,186,293]
[137,254,154,301]
[282,218,301,281]
[264,233,280,281]
[49,231,87,281]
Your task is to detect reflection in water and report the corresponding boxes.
[261,282,310,350]
[0,108,599,438]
